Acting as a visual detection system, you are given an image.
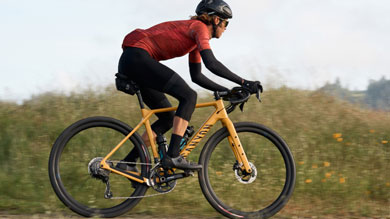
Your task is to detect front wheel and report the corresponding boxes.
[199,122,296,219]
[48,116,151,217]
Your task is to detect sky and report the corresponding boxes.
[1,0,389,103]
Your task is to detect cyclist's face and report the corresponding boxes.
[213,17,228,39]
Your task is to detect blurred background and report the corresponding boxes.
[0,0,389,218]
[1,0,390,102]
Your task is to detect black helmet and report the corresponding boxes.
[196,0,233,19]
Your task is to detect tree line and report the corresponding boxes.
[318,77,390,111]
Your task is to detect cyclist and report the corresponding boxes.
[116,0,262,172]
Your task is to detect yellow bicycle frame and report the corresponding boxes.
[100,98,252,184]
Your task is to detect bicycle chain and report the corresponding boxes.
[106,160,176,199]
[109,188,175,199]
[110,160,153,166]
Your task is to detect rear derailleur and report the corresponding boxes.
[88,157,113,199]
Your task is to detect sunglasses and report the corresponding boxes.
[219,19,229,28]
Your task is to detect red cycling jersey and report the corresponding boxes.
[122,20,211,63]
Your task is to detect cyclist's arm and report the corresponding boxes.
[189,22,242,88]
[189,62,229,91]
[200,49,243,85]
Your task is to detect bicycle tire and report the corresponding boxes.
[48,116,151,217]
[198,122,296,219]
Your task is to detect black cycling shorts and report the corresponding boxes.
[118,47,197,134]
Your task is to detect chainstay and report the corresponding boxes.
[109,160,153,166]
[108,160,176,199]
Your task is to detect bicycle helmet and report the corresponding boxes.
[196,0,233,19]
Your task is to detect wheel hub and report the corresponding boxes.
[88,157,111,180]
[234,162,257,184]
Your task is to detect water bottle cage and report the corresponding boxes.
[179,126,195,150]
[156,135,168,159]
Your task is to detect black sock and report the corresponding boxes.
[167,134,183,158]
[123,147,139,164]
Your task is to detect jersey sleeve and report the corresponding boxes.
[189,21,211,52]
[189,49,201,63]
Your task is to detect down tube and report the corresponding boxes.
[180,109,223,158]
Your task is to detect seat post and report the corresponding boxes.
[135,90,145,109]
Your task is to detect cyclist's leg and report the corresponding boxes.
[119,47,175,163]
[139,83,198,169]
[137,74,198,167]
[119,47,197,138]
[123,86,175,162]
[161,76,197,157]
[118,47,200,169]
[160,76,202,170]
[141,87,175,136]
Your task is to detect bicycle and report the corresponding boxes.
[48,83,296,218]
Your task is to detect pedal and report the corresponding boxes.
[185,170,195,176]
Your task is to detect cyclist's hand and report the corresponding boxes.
[242,80,263,94]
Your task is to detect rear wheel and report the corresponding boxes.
[48,116,150,217]
[199,122,296,219]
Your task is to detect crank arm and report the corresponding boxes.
[161,171,194,183]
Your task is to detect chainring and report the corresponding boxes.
[149,165,177,193]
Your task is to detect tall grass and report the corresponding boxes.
[0,87,389,218]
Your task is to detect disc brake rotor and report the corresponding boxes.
[234,162,257,184]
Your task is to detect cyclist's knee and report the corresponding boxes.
[186,89,197,107]
[164,75,197,121]
[176,89,197,121]
[179,88,196,109]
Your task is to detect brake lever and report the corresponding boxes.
[239,102,246,112]
[226,104,236,114]
[256,90,261,102]
[256,84,262,102]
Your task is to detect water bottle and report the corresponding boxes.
[179,126,195,151]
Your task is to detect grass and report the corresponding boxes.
[0,86,389,218]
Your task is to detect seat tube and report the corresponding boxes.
[141,109,159,160]
[136,90,145,109]
[222,118,253,173]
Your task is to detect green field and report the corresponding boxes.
[0,87,389,218]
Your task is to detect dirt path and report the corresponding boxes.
[0,214,383,219]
